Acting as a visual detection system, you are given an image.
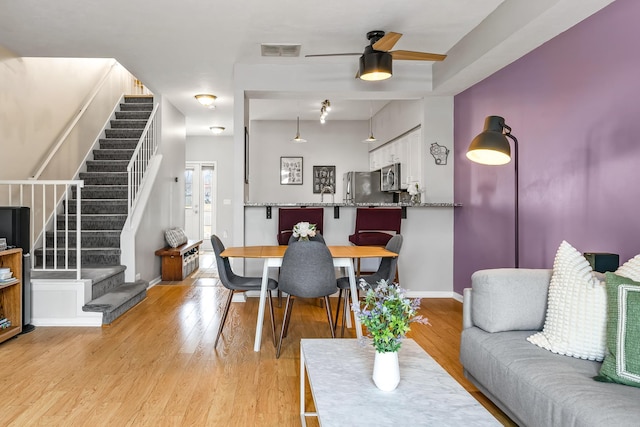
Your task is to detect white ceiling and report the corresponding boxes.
[0,0,616,136]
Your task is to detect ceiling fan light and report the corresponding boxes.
[195,94,217,107]
[359,52,392,81]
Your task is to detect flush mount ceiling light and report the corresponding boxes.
[194,94,217,108]
[209,126,225,135]
[292,116,307,143]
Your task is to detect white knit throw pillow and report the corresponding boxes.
[616,254,640,281]
[527,241,607,361]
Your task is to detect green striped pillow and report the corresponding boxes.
[595,273,640,387]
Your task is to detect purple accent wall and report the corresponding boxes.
[454,0,640,294]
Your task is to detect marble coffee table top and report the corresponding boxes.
[300,338,500,427]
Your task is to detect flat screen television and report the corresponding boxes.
[0,206,30,253]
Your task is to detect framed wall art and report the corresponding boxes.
[312,165,336,194]
[280,156,303,185]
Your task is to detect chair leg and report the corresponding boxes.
[277,289,282,308]
[324,296,335,338]
[276,295,294,358]
[333,289,343,332]
[341,289,350,338]
[214,289,234,348]
[267,290,276,347]
[283,296,295,338]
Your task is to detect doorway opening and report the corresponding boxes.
[185,162,216,251]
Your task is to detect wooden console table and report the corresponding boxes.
[155,239,202,281]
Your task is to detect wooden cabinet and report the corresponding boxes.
[0,248,22,343]
[155,240,202,281]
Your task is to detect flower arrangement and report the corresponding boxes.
[292,221,317,241]
[352,279,428,353]
[407,182,422,204]
[407,182,421,196]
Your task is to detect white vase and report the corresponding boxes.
[372,351,400,391]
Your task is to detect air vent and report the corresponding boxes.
[261,44,301,57]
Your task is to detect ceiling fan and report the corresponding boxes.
[305,30,447,81]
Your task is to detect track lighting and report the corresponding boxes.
[320,99,331,123]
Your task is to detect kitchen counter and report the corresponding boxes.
[244,202,461,207]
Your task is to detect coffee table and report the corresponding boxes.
[300,339,501,427]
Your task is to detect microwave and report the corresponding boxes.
[380,163,401,191]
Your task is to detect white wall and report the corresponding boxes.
[370,99,423,148]
[0,45,116,179]
[186,135,235,245]
[249,120,370,203]
[135,97,186,282]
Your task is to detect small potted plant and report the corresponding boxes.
[292,222,316,241]
[352,279,428,391]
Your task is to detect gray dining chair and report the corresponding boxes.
[276,240,337,358]
[334,234,403,336]
[211,234,278,348]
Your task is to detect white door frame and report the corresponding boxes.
[185,161,217,251]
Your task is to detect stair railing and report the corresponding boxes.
[127,102,160,217]
[0,180,83,280]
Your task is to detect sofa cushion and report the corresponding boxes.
[595,273,640,388]
[461,327,640,427]
[527,241,606,361]
[471,268,551,333]
[616,254,640,281]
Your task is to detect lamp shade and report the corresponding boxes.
[359,52,392,81]
[466,116,511,165]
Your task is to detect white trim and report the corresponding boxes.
[31,278,103,327]
[616,285,640,383]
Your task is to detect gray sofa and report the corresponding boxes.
[460,268,640,427]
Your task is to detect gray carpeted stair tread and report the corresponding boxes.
[82,280,148,324]
[33,95,154,324]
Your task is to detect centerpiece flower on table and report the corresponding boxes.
[352,279,429,391]
[292,221,316,241]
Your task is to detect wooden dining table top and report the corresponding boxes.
[220,245,397,259]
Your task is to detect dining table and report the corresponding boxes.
[220,244,398,352]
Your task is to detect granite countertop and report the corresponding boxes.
[244,202,461,207]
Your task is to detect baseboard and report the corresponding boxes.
[148,276,162,288]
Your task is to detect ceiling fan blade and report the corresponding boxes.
[391,50,447,61]
[305,53,362,57]
[372,32,402,52]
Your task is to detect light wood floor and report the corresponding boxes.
[0,267,515,426]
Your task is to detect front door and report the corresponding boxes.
[185,162,216,251]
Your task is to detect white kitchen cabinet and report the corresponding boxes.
[369,127,422,190]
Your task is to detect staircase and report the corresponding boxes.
[34,95,154,324]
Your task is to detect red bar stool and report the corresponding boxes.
[277,207,324,245]
[348,207,402,276]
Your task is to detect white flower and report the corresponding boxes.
[292,222,317,239]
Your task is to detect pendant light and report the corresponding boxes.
[363,105,377,142]
[292,116,307,143]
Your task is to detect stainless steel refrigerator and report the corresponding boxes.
[343,171,394,203]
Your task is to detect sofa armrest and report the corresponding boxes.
[468,268,552,333]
